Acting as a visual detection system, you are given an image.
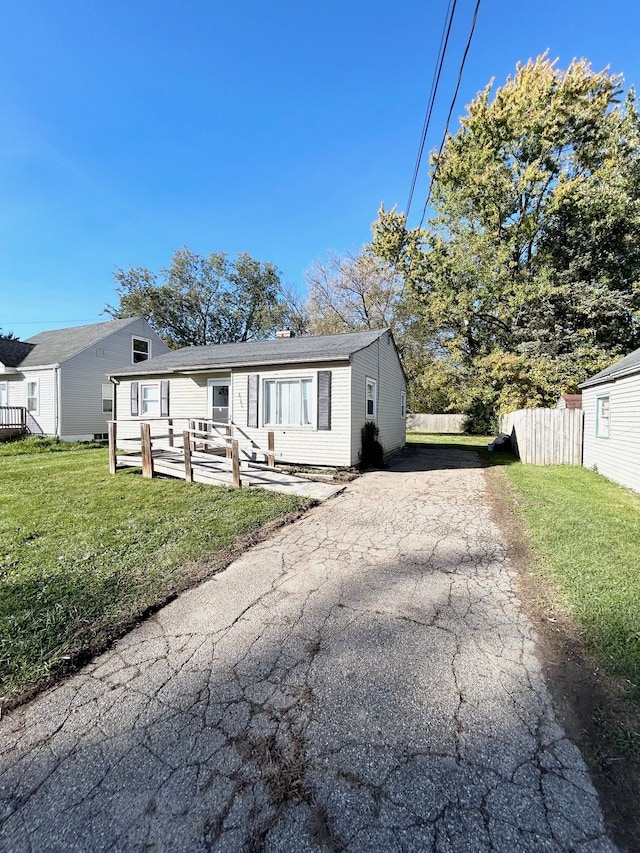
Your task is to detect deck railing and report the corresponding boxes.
[108,418,276,487]
[0,406,27,431]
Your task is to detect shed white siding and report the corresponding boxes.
[60,319,169,440]
[582,375,640,493]
[350,331,406,466]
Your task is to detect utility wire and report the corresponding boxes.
[418,0,482,229]
[405,0,457,222]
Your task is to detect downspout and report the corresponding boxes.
[54,365,61,438]
[110,377,119,422]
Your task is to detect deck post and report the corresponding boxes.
[267,431,275,467]
[168,418,174,447]
[140,422,154,479]
[225,424,232,458]
[232,439,241,488]
[183,431,193,483]
[108,421,117,474]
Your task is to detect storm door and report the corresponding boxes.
[209,379,230,423]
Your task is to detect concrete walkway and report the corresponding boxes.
[0,447,614,852]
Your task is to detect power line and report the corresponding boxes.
[418,0,482,229]
[405,0,458,221]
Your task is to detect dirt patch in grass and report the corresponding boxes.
[485,465,640,852]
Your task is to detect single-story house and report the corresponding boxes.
[579,346,640,493]
[0,318,169,441]
[109,328,407,467]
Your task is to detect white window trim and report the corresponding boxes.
[132,335,151,364]
[596,394,610,439]
[262,375,315,429]
[140,382,160,417]
[101,382,114,415]
[401,390,407,419]
[366,377,377,420]
[27,379,39,414]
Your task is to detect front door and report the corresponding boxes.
[209,380,230,423]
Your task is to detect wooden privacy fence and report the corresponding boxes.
[407,413,466,434]
[500,408,584,466]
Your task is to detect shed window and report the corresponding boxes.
[102,383,113,414]
[264,378,312,426]
[366,378,377,419]
[27,381,39,413]
[140,383,160,416]
[596,395,610,438]
[132,337,151,363]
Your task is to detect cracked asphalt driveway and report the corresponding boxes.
[0,446,615,852]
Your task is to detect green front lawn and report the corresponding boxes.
[0,444,307,706]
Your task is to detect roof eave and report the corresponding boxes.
[579,362,640,389]
[109,353,352,378]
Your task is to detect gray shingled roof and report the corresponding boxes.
[579,346,640,388]
[17,318,137,367]
[0,338,35,368]
[110,329,389,376]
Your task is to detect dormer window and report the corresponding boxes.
[132,337,151,363]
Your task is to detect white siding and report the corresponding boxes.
[7,370,57,435]
[232,362,352,466]
[115,363,353,466]
[582,374,640,493]
[350,331,406,466]
[60,319,169,439]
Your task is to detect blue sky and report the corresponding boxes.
[2,0,640,339]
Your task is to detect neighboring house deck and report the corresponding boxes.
[109,329,407,467]
[579,346,640,493]
[0,318,169,441]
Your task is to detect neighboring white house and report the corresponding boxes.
[0,318,169,441]
[109,328,407,467]
[579,346,640,493]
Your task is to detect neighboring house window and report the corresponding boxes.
[596,395,610,438]
[102,383,114,414]
[140,383,160,416]
[401,390,407,419]
[366,377,377,419]
[132,337,151,363]
[0,381,7,407]
[263,378,312,426]
[27,381,39,413]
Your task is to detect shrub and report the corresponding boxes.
[359,421,385,469]
[463,399,498,435]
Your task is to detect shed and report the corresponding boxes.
[579,347,640,493]
[109,328,407,467]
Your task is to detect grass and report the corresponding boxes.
[0,442,307,705]
[407,431,640,702]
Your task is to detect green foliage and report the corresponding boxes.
[0,448,305,703]
[359,420,385,469]
[370,55,640,419]
[106,246,304,348]
[462,398,498,435]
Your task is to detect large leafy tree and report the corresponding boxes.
[371,55,640,415]
[106,247,305,348]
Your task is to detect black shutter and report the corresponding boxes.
[130,382,139,416]
[247,374,259,428]
[160,380,170,417]
[317,370,332,430]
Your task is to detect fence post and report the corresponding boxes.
[267,431,275,467]
[108,421,117,474]
[168,418,174,447]
[183,431,193,483]
[232,439,240,488]
[225,424,232,459]
[140,422,154,478]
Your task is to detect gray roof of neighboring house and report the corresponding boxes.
[14,318,139,368]
[0,338,35,367]
[579,346,640,388]
[110,329,390,377]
